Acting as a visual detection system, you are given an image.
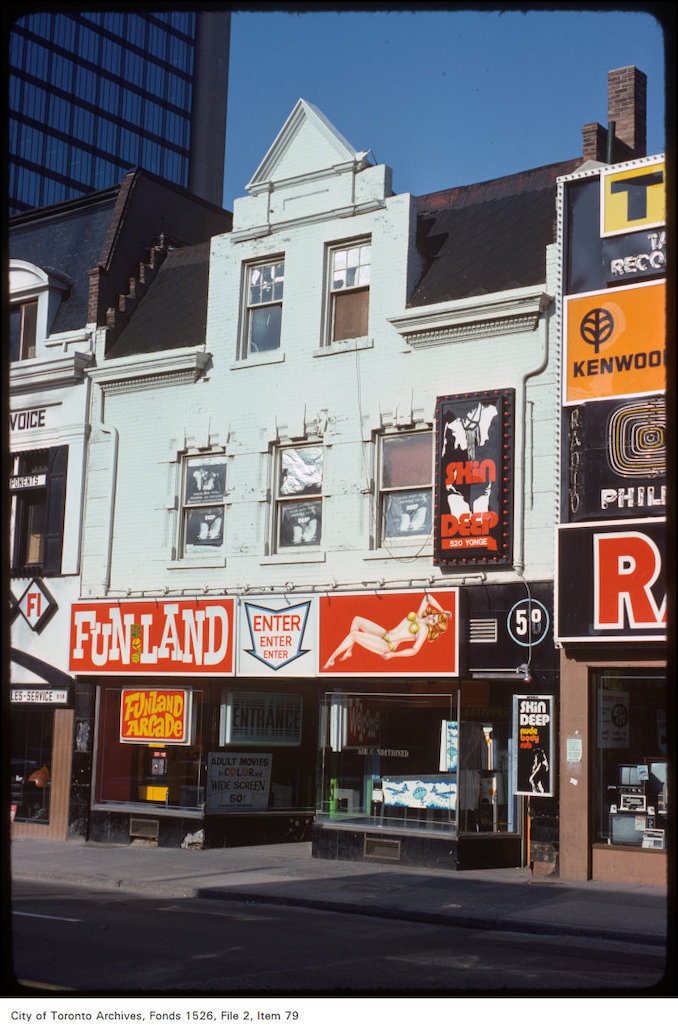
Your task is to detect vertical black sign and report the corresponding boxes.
[434,389,514,565]
[513,695,555,797]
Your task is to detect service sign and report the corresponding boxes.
[513,695,555,797]
[600,160,665,238]
[238,597,316,676]
[319,590,459,677]
[564,281,665,405]
[70,598,235,675]
[565,395,665,521]
[120,688,193,744]
[434,390,514,566]
[556,519,666,642]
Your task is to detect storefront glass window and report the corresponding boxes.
[594,671,667,849]
[317,688,516,835]
[10,705,53,824]
[93,685,207,811]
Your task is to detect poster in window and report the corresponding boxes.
[434,390,514,565]
[384,490,432,538]
[185,506,223,550]
[513,695,555,797]
[280,500,321,547]
[184,458,225,506]
[279,447,322,497]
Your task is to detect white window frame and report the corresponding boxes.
[273,443,323,553]
[179,452,227,558]
[241,257,285,359]
[378,430,433,546]
[325,238,371,345]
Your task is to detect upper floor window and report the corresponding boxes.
[379,432,433,544]
[243,259,284,357]
[328,240,370,343]
[181,455,226,557]
[10,300,38,362]
[275,445,323,550]
[10,447,68,576]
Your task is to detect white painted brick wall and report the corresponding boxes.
[86,164,561,599]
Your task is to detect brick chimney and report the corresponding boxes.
[581,66,647,164]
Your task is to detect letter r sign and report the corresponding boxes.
[594,531,666,630]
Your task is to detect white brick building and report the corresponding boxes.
[76,101,578,862]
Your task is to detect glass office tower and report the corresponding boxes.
[8,9,229,213]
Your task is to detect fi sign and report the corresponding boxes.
[17,579,58,633]
[601,160,665,237]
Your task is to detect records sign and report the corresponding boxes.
[513,695,555,797]
[434,390,514,566]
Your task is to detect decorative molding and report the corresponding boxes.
[10,352,94,393]
[389,287,553,350]
[88,348,210,394]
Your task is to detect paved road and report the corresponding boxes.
[10,881,668,995]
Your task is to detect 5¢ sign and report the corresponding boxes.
[507,598,550,648]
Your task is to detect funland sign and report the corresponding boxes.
[69,598,235,675]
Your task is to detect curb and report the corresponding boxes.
[12,869,667,949]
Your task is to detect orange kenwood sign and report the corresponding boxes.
[564,281,665,405]
[120,688,192,744]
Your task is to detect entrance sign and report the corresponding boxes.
[513,695,555,796]
[238,597,316,676]
[70,598,235,675]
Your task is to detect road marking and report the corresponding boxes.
[13,911,81,923]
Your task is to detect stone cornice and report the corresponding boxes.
[389,287,553,349]
[10,352,94,394]
[88,348,211,394]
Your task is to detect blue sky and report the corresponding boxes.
[222,6,667,209]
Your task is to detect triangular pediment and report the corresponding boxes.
[246,99,371,192]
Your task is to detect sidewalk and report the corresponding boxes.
[10,835,669,948]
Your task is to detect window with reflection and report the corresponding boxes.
[275,445,323,551]
[379,432,433,543]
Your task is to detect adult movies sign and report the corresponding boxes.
[70,598,235,675]
[434,389,514,566]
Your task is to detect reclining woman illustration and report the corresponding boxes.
[323,593,452,668]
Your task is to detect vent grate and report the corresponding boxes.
[469,618,498,643]
[364,835,401,861]
[129,817,159,839]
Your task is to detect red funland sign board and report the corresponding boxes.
[69,598,235,675]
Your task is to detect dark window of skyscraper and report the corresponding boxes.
[22,124,45,165]
[52,15,76,51]
[96,117,118,155]
[124,49,145,88]
[73,105,95,146]
[48,94,71,135]
[101,38,123,76]
[121,89,142,125]
[147,22,168,60]
[24,40,50,81]
[75,65,98,103]
[143,99,164,137]
[79,25,101,64]
[119,127,140,166]
[52,53,74,92]
[127,15,148,48]
[99,78,120,118]
[70,147,93,187]
[23,82,48,123]
[167,71,187,108]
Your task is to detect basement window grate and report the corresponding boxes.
[364,835,401,861]
[129,817,159,840]
[469,618,498,643]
